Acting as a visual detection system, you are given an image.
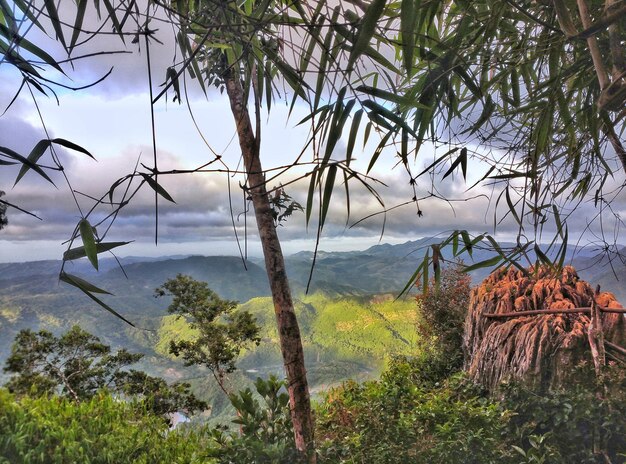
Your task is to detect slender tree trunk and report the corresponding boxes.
[224,72,316,463]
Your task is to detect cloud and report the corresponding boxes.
[2,5,625,265]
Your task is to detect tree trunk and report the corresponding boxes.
[224,73,316,463]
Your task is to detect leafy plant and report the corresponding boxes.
[3,325,205,418]
[0,389,210,464]
[501,364,626,463]
[155,275,261,394]
[415,263,471,379]
[316,362,508,464]
[207,375,297,464]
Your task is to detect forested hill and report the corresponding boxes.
[0,239,622,360]
[0,239,624,418]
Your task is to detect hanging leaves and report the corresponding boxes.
[59,272,136,327]
[79,218,99,270]
[140,174,176,203]
[348,0,387,69]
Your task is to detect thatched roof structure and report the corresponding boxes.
[464,266,625,392]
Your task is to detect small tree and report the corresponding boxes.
[3,325,205,417]
[416,264,471,375]
[155,275,261,395]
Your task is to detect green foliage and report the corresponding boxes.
[416,264,471,375]
[317,357,626,464]
[500,364,626,463]
[0,389,210,464]
[155,275,260,391]
[316,362,508,464]
[207,376,297,463]
[268,188,303,226]
[3,325,205,418]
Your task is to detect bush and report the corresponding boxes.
[416,264,471,378]
[207,375,297,463]
[316,360,509,464]
[0,389,210,464]
[501,363,626,463]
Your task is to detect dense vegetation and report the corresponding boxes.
[3,271,626,463]
[4,356,626,463]
[0,391,209,464]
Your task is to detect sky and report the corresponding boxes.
[1,4,624,264]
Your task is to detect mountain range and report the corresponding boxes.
[0,238,624,419]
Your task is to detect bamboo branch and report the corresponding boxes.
[587,285,606,376]
[606,0,626,78]
[606,349,626,364]
[605,340,626,357]
[552,0,581,37]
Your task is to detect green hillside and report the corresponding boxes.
[151,292,420,418]
[156,292,419,371]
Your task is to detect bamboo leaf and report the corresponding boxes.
[556,227,568,269]
[366,130,392,174]
[505,187,521,225]
[0,146,55,186]
[306,168,318,225]
[356,84,427,108]
[442,146,468,181]
[79,218,99,270]
[400,0,418,74]
[320,164,337,227]
[69,0,87,53]
[15,140,50,184]
[362,99,417,137]
[52,138,95,159]
[346,109,363,164]
[0,23,64,73]
[102,0,125,42]
[59,272,111,294]
[44,0,67,49]
[463,255,502,273]
[398,258,425,297]
[534,244,553,269]
[140,173,176,203]
[348,0,387,69]
[60,272,135,327]
[107,175,131,204]
[460,230,473,257]
[8,0,43,30]
[63,241,131,261]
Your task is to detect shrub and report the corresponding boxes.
[207,375,297,463]
[415,264,471,379]
[501,363,626,463]
[0,389,210,464]
[316,360,509,464]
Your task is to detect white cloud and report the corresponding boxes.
[2,5,625,264]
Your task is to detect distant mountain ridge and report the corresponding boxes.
[1,238,624,298]
[0,238,623,419]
